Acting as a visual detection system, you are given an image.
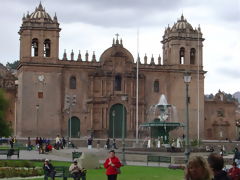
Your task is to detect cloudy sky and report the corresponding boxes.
[0,0,239,94]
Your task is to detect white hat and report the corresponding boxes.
[45,159,49,162]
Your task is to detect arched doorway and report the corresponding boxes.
[109,104,127,138]
[68,116,80,138]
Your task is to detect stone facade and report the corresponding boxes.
[16,4,205,139]
[204,91,239,140]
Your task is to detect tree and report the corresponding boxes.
[0,89,12,137]
[6,60,19,70]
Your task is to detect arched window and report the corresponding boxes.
[44,39,51,57]
[31,38,38,57]
[190,48,196,64]
[154,80,159,93]
[179,47,185,64]
[70,76,76,89]
[115,75,121,91]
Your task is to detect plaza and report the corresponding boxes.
[0,1,239,179]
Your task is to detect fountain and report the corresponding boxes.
[140,94,184,144]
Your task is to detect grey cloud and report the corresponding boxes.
[13,0,240,29]
[217,67,240,79]
[11,0,186,28]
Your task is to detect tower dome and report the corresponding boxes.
[171,14,194,32]
[28,3,53,22]
[100,38,134,64]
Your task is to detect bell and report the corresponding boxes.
[33,42,37,48]
[180,50,184,56]
[45,43,50,49]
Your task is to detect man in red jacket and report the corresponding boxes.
[104,150,122,180]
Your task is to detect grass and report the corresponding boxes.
[0,160,184,180]
[0,145,27,150]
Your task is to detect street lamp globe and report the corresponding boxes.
[184,72,191,83]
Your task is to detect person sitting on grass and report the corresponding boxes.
[43,159,56,180]
[185,155,213,180]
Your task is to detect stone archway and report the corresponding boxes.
[109,104,126,138]
[68,116,80,138]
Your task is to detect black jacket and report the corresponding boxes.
[213,170,231,180]
[43,163,54,174]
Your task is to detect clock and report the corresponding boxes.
[38,75,45,82]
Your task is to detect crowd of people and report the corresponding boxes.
[8,135,240,180]
[43,149,120,180]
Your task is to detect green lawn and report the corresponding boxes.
[24,165,184,180]
[1,160,184,180]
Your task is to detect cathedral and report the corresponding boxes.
[16,3,205,139]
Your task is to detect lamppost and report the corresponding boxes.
[122,104,126,165]
[112,110,115,139]
[65,95,76,139]
[183,72,191,163]
[36,104,39,136]
[236,119,240,140]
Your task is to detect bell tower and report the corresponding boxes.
[161,15,204,66]
[18,3,61,61]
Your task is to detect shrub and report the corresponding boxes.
[0,168,43,178]
[0,160,35,168]
[190,139,202,147]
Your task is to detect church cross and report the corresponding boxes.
[115,33,119,40]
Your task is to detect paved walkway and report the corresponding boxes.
[0,147,234,166]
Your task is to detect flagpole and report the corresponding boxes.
[136,28,139,144]
[197,25,200,142]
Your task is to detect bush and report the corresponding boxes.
[168,164,185,170]
[190,139,202,147]
[0,168,43,178]
[0,160,35,168]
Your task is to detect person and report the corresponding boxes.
[220,149,224,157]
[105,138,110,149]
[97,140,100,149]
[147,137,151,148]
[104,150,121,180]
[157,137,161,148]
[208,153,231,180]
[234,148,240,167]
[112,139,117,149]
[185,155,213,180]
[43,159,55,180]
[62,137,66,148]
[87,137,93,149]
[228,162,240,180]
[45,143,53,152]
[9,136,14,148]
[27,137,32,151]
[69,159,84,180]
[39,137,44,154]
[55,135,61,150]
[35,137,39,150]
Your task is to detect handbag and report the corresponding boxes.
[109,158,121,174]
[116,167,121,174]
